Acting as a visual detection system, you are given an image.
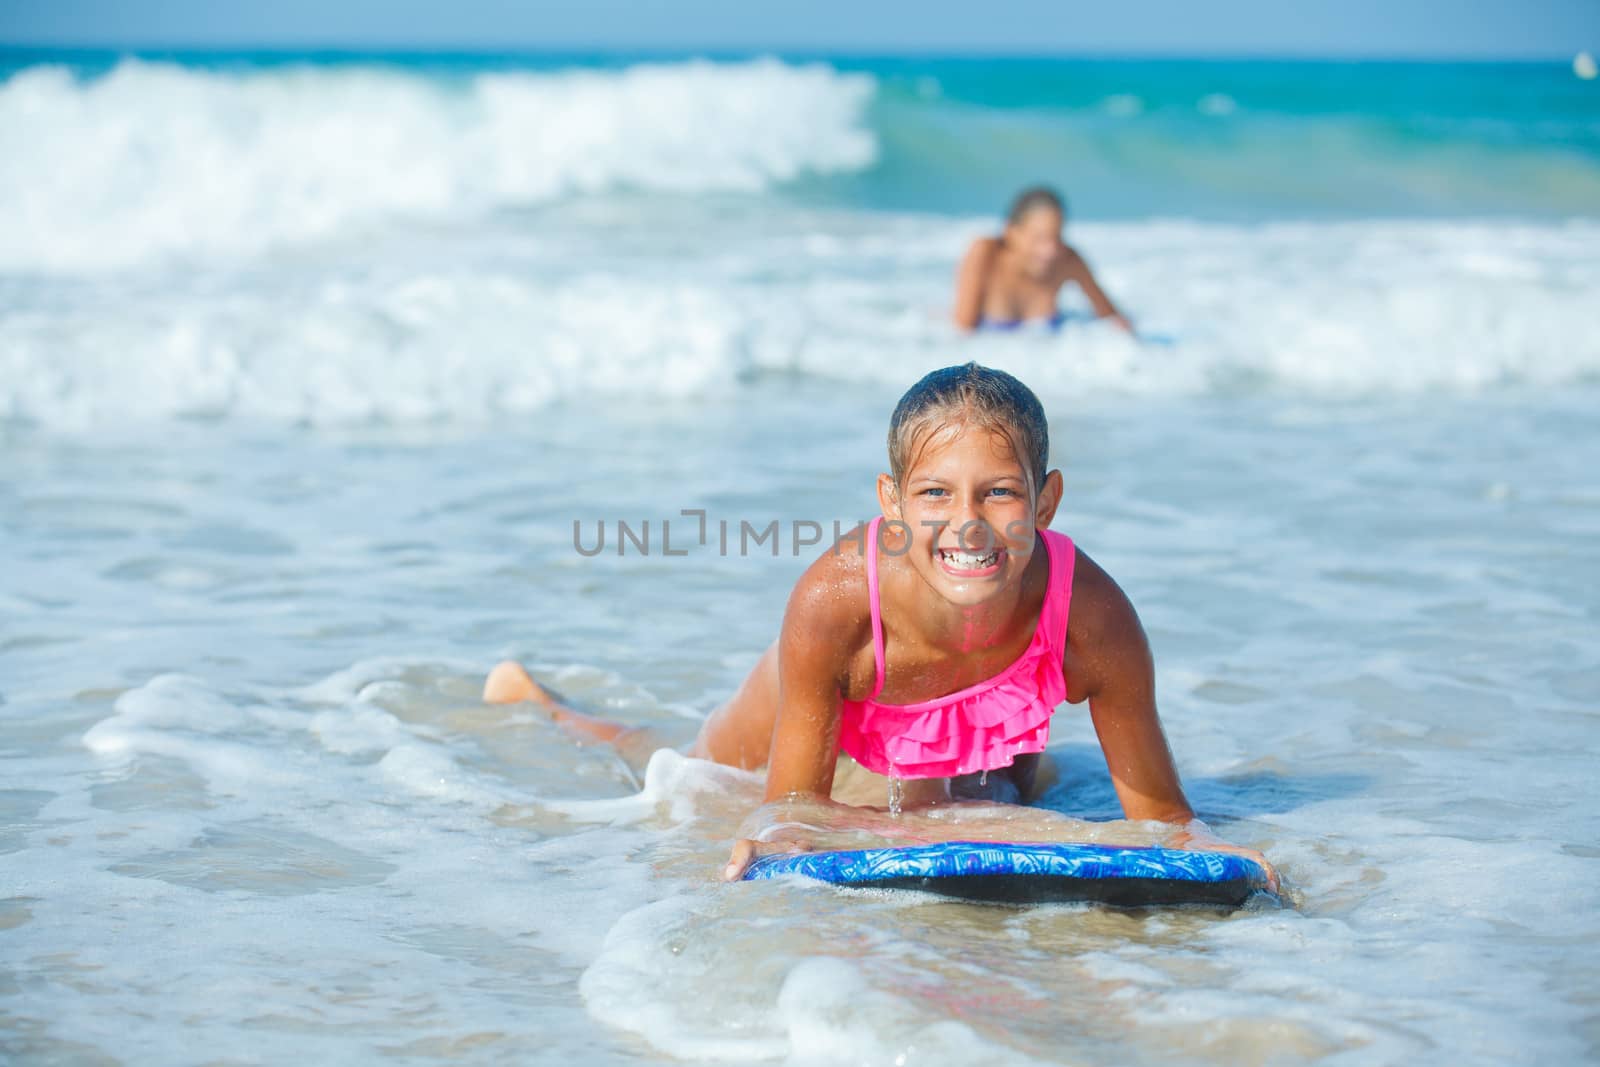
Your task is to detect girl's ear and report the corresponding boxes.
[876,473,900,519]
[1034,469,1064,529]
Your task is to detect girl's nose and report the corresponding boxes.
[952,497,990,549]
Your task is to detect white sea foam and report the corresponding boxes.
[82,674,312,792]
[0,58,876,272]
[582,895,1004,1064]
[2,216,1596,428]
[546,747,761,825]
[378,743,513,809]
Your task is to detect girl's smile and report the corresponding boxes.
[936,542,1004,578]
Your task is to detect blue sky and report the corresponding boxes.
[1,0,1595,57]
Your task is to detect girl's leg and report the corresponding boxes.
[484,645,783,771]
[483,661,639,745]
[685,642,781,770]
[487,654,1059,808]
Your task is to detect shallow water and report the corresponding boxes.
[4,50,1600,1067]
[4,380,1598,1064]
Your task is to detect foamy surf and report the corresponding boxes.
[3,216,1597,428]
[0,57,876,272]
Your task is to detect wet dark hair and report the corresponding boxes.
[887,362,1050,500]
[1006,186,1066,226]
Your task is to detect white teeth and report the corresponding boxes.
[940,549,998,569]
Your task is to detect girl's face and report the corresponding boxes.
[1003,207,1063,279]
[882,423,1047,608]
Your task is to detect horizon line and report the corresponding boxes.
[0,42,1589,65]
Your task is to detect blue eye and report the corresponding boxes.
[922,488,948,497]
[989,487,1015,497]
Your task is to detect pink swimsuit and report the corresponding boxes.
[837,516,1077,779]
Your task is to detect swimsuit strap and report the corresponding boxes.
[1038,528,1077,653]
[864,516,886,700]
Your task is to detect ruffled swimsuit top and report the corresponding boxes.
[837,516,1076,780]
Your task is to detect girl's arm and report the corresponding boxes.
[721,562,859,880]
[1072,554,1193,823]
[1070,551,1279,890]
[951,238,998,331]
[762,579,849,802]
[1061,246,1134,335]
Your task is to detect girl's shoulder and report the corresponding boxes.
[964,235,1003,262]
[1064,545,1125,636]
[786,522,872,616]
[778,522,878,690]
[1054,242,1091,279]
[1062,545,1151,693]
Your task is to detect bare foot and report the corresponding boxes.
[482,660,642,749]
[483,661,557,706]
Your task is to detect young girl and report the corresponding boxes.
[952,186,1134,335]
[486,363,1275,886]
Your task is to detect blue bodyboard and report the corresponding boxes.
[743,840,1271,907]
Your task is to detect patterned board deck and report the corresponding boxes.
[743,840,1272,907]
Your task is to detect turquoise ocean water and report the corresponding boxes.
[2,51,1599,1064]
[4,51,1599,239]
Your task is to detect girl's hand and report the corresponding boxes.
[722,799,829,881]
[1167,820,1281,896]
[1205,841,1281,897]
[721,836,814,882]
